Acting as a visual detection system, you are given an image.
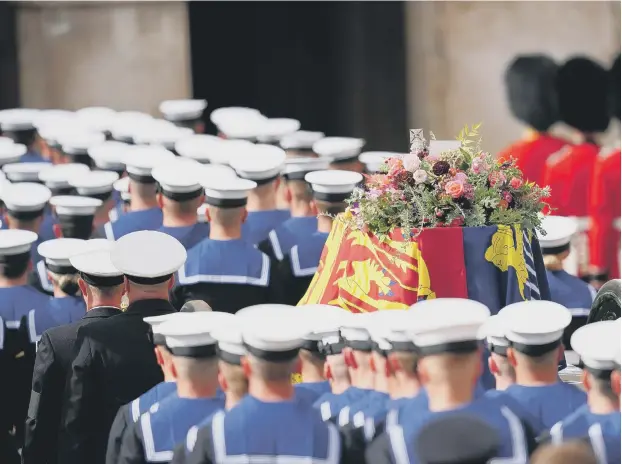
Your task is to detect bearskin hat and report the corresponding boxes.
[609,54,620,121]
[504,54,559,132]
[557,57,610,133]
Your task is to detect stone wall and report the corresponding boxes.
[17,1,191,114]
[406,1,621,153]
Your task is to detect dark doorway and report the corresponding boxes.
[0,1,20,110]
[188,1,408,151]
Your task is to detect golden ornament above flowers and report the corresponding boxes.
[345,124,551,237]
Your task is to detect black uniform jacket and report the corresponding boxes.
[59,299,175,464]
[22,306,121,464]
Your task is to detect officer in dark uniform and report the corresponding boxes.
[96,145,174,240]
[152,159,211,250]
[23,243,123,464]
[118,313,231,464]
[160,99,208,134]
[543,320,621,463]
[30,195,103,295]
[59,230,186,464]
[230,144,291,244]
[171,176,283,313]
[179,304,357,464]
[365,298,536,464]
[0,229,50,441]
[277,170,363,305]
[258,157,329,261]
[0,109,49,163]
[500,301,587,428]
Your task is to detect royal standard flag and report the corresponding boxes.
[299,218,550,314]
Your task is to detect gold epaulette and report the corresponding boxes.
[546,145,573,166]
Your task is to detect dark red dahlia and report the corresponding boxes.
[432,161,450,176]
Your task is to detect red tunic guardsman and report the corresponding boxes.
[498,54,566,186]
[542,57,610,276]
[589,55,621,284]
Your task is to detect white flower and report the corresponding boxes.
[403,153,421,172]
[413,169,428,183]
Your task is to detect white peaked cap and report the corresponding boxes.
[0,136,14,146]
[359,152,401,173]
[123,145,176,178]
[229,144,286,181]
[113,177,130,200]
[50,195,103,216]
[38,238,86,267]
[537,216,578,249]
[70,248,123,277]
[240,307,308,354]
[365,310,418,345]
[407,298,490,350]
[280,131,325,150]
[70,170,119,195]
[215,113,268,140]
[428,140,461,157]
[75,107,117,132]
[0,143,26,166]
[477,314,509,348]
[571,320,621,371]
[39,163,90,188]
[312,137,365,160]
[298,304,350,341]
[498,301,571,346]
[235,304,297,321]
[109,112,154,141]
[0,108,40,131]
[255,118,301,143]
[340,312,376,343]
[3,162,51,182]
[159,99,207,121]
[58,131,106,155]
[305,170,363,195]
[212,323,247,357]
[132,120,192,147]
[152,160,203,193]
[2,182,51,212]
[210,107,262,127]
[205,140,254,166]
[88,141,130,171]
[197,163,237,181]
[81,238,114,253]
[158,312,235,349]
[32,110,75,130]
[175,134,224,163]
[111,230,187,279]
[202,177,257,203]
[282,157,330,178]
[0,229,38,255]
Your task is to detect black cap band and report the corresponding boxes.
[217,347,243,366]
[330,155,360,164]
[541,243,571,255]
[153,333,166,346]
[373,342,390,357]
[415,340,480,357]
[167,344,218,358]
[247,174,279,186]
[8,208,45,220]
[321,341,346,356]
[79,271,124,287]
[0,252,31,276]
[313,191,351,203]
[301,339,322,353]
[345,339,373,352]
[244,343,300,362]
[57,214,95,240]
[126,273,173,285]
[390,341,418,352]
[283,172,312,182]
[204,197,247,208]
[49,186,75,195]
[487,342,508,357]
[46,263,77,275]
[157,185,204,202]
[81,191,112,202]
[508,338,562,357]
[582,364,614,380]
[128,172,156,184]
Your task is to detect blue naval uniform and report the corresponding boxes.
[180,395,342,464]
[20,151,49,164]
[120,395,224,463]
[315,386,373,423]
[296,381,331,398]
[340,391,391,428]
[39,210,58,242]
[549,405,621,463]
[171,238,281,313]
[263,216,318,261]
[108,203,126,223]
[107,382,178,464]
[101,207,163,240]
[25,296,85,344]
[157,223,210,250]
[367,394,534,464]
[0,286,50,330]
[277,231,329,305]
[34,259,54,294]
[504,382,587,428]
[242,209,290,245]
[547,270,595,313]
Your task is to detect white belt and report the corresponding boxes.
[614,218,620,230]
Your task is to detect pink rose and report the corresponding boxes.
[403,153,421,172]
[488,171,507,187]
[453,172,468,184]
[509,177,523,189]
[503,191,513,203]
[445,180,464,199]
[471,156,490,175]
[425,152,441,163]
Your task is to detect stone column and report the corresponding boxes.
[16,1,191,114]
